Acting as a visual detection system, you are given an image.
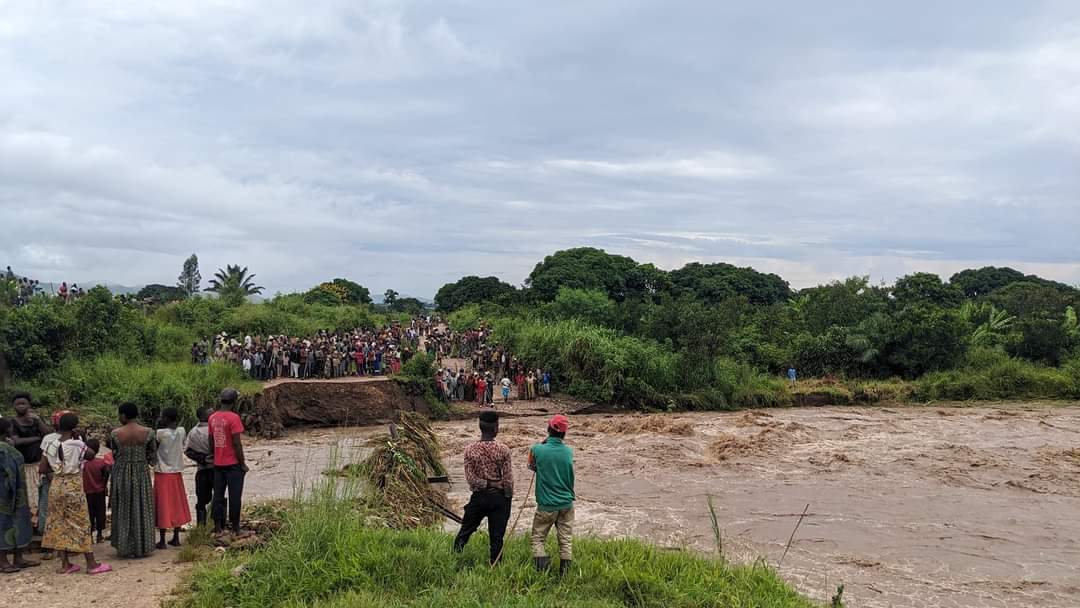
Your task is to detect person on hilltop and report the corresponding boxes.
[109,403,157,558]
[154,408,191,549]
[41,413,112,574]
[7,393,50,537]
[210,389,248,538]
[0,417,39,572]
[453,411,513,565]
[528,414,576,575]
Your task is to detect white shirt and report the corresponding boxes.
[43,437,86,476]
[156,427,187,474]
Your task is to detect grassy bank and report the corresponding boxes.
[485,315,1080,409]
[0,355,260,427]
[180,486,816,608]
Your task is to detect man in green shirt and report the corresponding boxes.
[527,414,575,575]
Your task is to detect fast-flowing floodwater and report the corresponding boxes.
[234,404,1080,608]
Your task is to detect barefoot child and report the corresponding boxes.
[81,439,109,544]
[41,413,111,574]
[155,408,191,548]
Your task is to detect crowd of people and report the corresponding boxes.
[196,320,439,380]
[424,325,553,406]
[0,390,251,574]
[2,266,85,307]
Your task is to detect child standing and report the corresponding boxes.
[81,439,110,544]
[41,413,111,574]
[500,376,511,404]
[154,408,191,548]
[184,407,216,526]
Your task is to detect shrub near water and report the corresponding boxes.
[914,347,1080,401]
[181,485,815,608]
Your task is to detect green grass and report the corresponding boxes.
[179,485,816,608]
[0,355,260,428]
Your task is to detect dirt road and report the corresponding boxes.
[11,403,1079,608]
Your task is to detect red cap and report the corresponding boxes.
[548,414,569,434]
[52,410,73,428]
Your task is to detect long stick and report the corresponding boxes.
[779,503,810,566]
[491,470,536,567]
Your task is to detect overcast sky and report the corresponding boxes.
[2,1,1078,297]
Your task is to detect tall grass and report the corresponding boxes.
[180,476,816,608]
[0,355,260,428]
[914,347,1080,401]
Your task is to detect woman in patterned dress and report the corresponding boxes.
[109,403,157,559]
[41,413,111,574]
[0,418,39,572]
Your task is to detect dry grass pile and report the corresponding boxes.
[358,411,449,528]
[574,415,695,436]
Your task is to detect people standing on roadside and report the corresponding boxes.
[81,438,109,544]
[109,402,157,558]
[500,376,511,404]
[529,414,575,575]
[0,417,39,572]
[453,411,513,565]
[210,388,248,537]
[475,375,487,407]
[8,393,49,535]
[41,413,112,574]
[155,408,190,548]
[184,407,216,526]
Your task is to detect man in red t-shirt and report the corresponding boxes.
[208,388,247,535]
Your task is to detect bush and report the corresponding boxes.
[0,356,260,429]
[914,348,1077,401]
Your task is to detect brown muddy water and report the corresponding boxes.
[231,404,1080,608]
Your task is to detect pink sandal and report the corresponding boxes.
[88,564,113,575]
[62,564,81,574]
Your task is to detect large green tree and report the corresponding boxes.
[434,276,516,311]
[177,253,201,297]
[892,273,964,309]
[668,262,791,306]
[526,248,640,302]
[136,283,187,304]
[206,265,264,307]
[303,278,372,306]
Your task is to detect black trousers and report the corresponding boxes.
[86,492,107,533]
[194,468,215,525]
[453,490,511,564]
[212,465,246,532]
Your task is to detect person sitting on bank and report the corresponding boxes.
[528,414,575,575]
[453,410,513,565]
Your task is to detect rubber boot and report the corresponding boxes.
[534,556,550,571]
[559,559,572,576]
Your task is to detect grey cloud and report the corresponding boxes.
[1,1,1078,296]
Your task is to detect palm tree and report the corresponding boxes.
[205,264,263,306]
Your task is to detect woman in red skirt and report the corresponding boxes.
[154,408,191,548]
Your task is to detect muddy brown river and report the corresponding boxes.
[233,404,1080,608]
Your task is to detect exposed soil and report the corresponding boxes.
[246,377,432,438]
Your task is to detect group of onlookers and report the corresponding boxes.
[199,325,419,381]
[0,390,251,575]
[2,266,84,307]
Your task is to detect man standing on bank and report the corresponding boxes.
[453,410,513,565]
[209,389,247,537]
[528,414,575,575]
